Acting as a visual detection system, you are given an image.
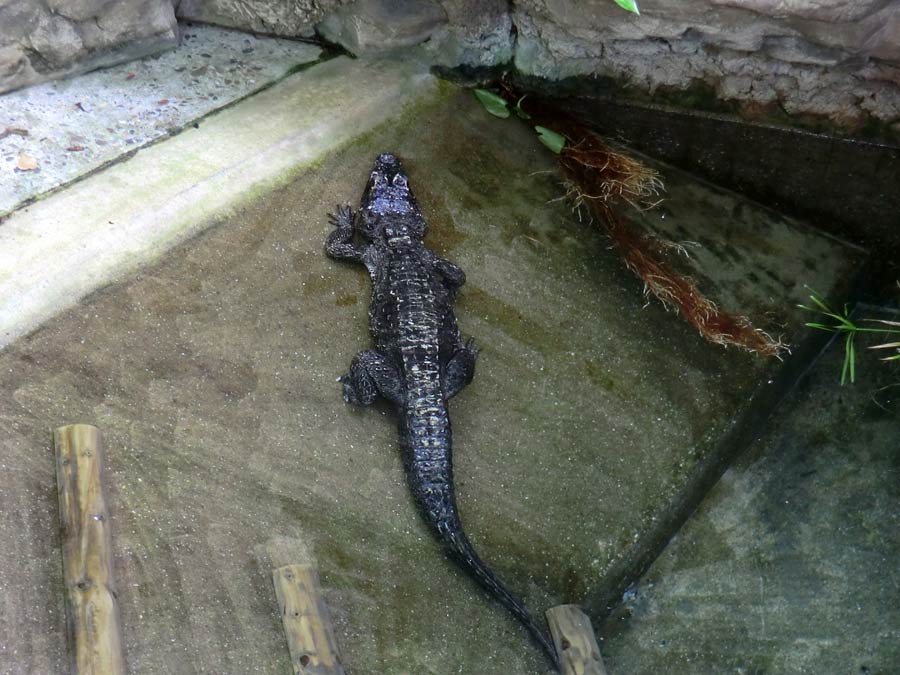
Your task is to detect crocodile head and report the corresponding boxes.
[360,153,425,243]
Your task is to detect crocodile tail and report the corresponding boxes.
[436,520,560,671]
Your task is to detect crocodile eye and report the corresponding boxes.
[393,174,408,188]
[370,171,385,185]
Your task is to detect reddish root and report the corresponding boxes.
[584,197,787,358]
[500,83,787,357]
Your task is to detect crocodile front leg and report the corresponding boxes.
[342,349,405,406]
[326,205,364,261]
[428,251,466,291]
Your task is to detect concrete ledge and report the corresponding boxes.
[0,55,438,350]
[0,24,324,216]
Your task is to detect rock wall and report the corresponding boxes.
[317,0,448,54]
[316,0,900,132]
[1,0,897,132]
[174,0,340,37]
[0,0,178,94]
[510,0,900,130]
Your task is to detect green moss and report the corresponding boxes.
[334,293,358,306]
[584,357,616,392]
[461,286,556,352]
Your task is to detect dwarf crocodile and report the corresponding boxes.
[325,152,559,669]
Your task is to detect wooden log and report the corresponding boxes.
[54,424,125,675]
[546,604,608,675]
[273,564,345,675]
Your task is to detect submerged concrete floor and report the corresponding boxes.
[600,323,900,673]
[0,60,867,673]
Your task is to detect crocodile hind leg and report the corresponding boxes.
[444,338,477,399]
[341,349,404,406]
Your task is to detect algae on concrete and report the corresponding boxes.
[0,83,863,673]
[599,322,900,674]
[0,55,439,352]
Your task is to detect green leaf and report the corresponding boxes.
[807,293,832,313]
[801,285,900,381]
[848,334,856,383]
[864,318,900,328]
[870,341,900,350]
[871,341,900,361]
[535,125,566,154]
[800,292,858,330]
[514,95,531,120]
[473,88,510,118]
[841,332,856,385]
[613,0,640,15]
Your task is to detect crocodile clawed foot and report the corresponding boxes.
[328,204,354,229]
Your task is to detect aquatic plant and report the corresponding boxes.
[473,89,511,119]
[472,89,564,152]
[472,85,787,358]
[799,290,900,384]
[535,125,566,154]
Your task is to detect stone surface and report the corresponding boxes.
[0,0,178,94]
[514,0,899,66]
[424,0,514,68]
[0,24,323,217]
[599,316,900,673]
[713,0,890,23]
[512,0,900,128]
[0,71,863,673]
[174,0,338,37]
[3,0,899,131]
[311,0,900,129]
[317,0,447,54]
[318,0,516,65]
[0,55,437,350]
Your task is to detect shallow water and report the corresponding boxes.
[0,81,868,673]
[599,318,900,673]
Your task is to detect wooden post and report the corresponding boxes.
[546,604,608,675]
[54,424,125,675]
[273,564,345,675]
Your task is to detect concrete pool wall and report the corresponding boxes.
[0,32,878,672]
